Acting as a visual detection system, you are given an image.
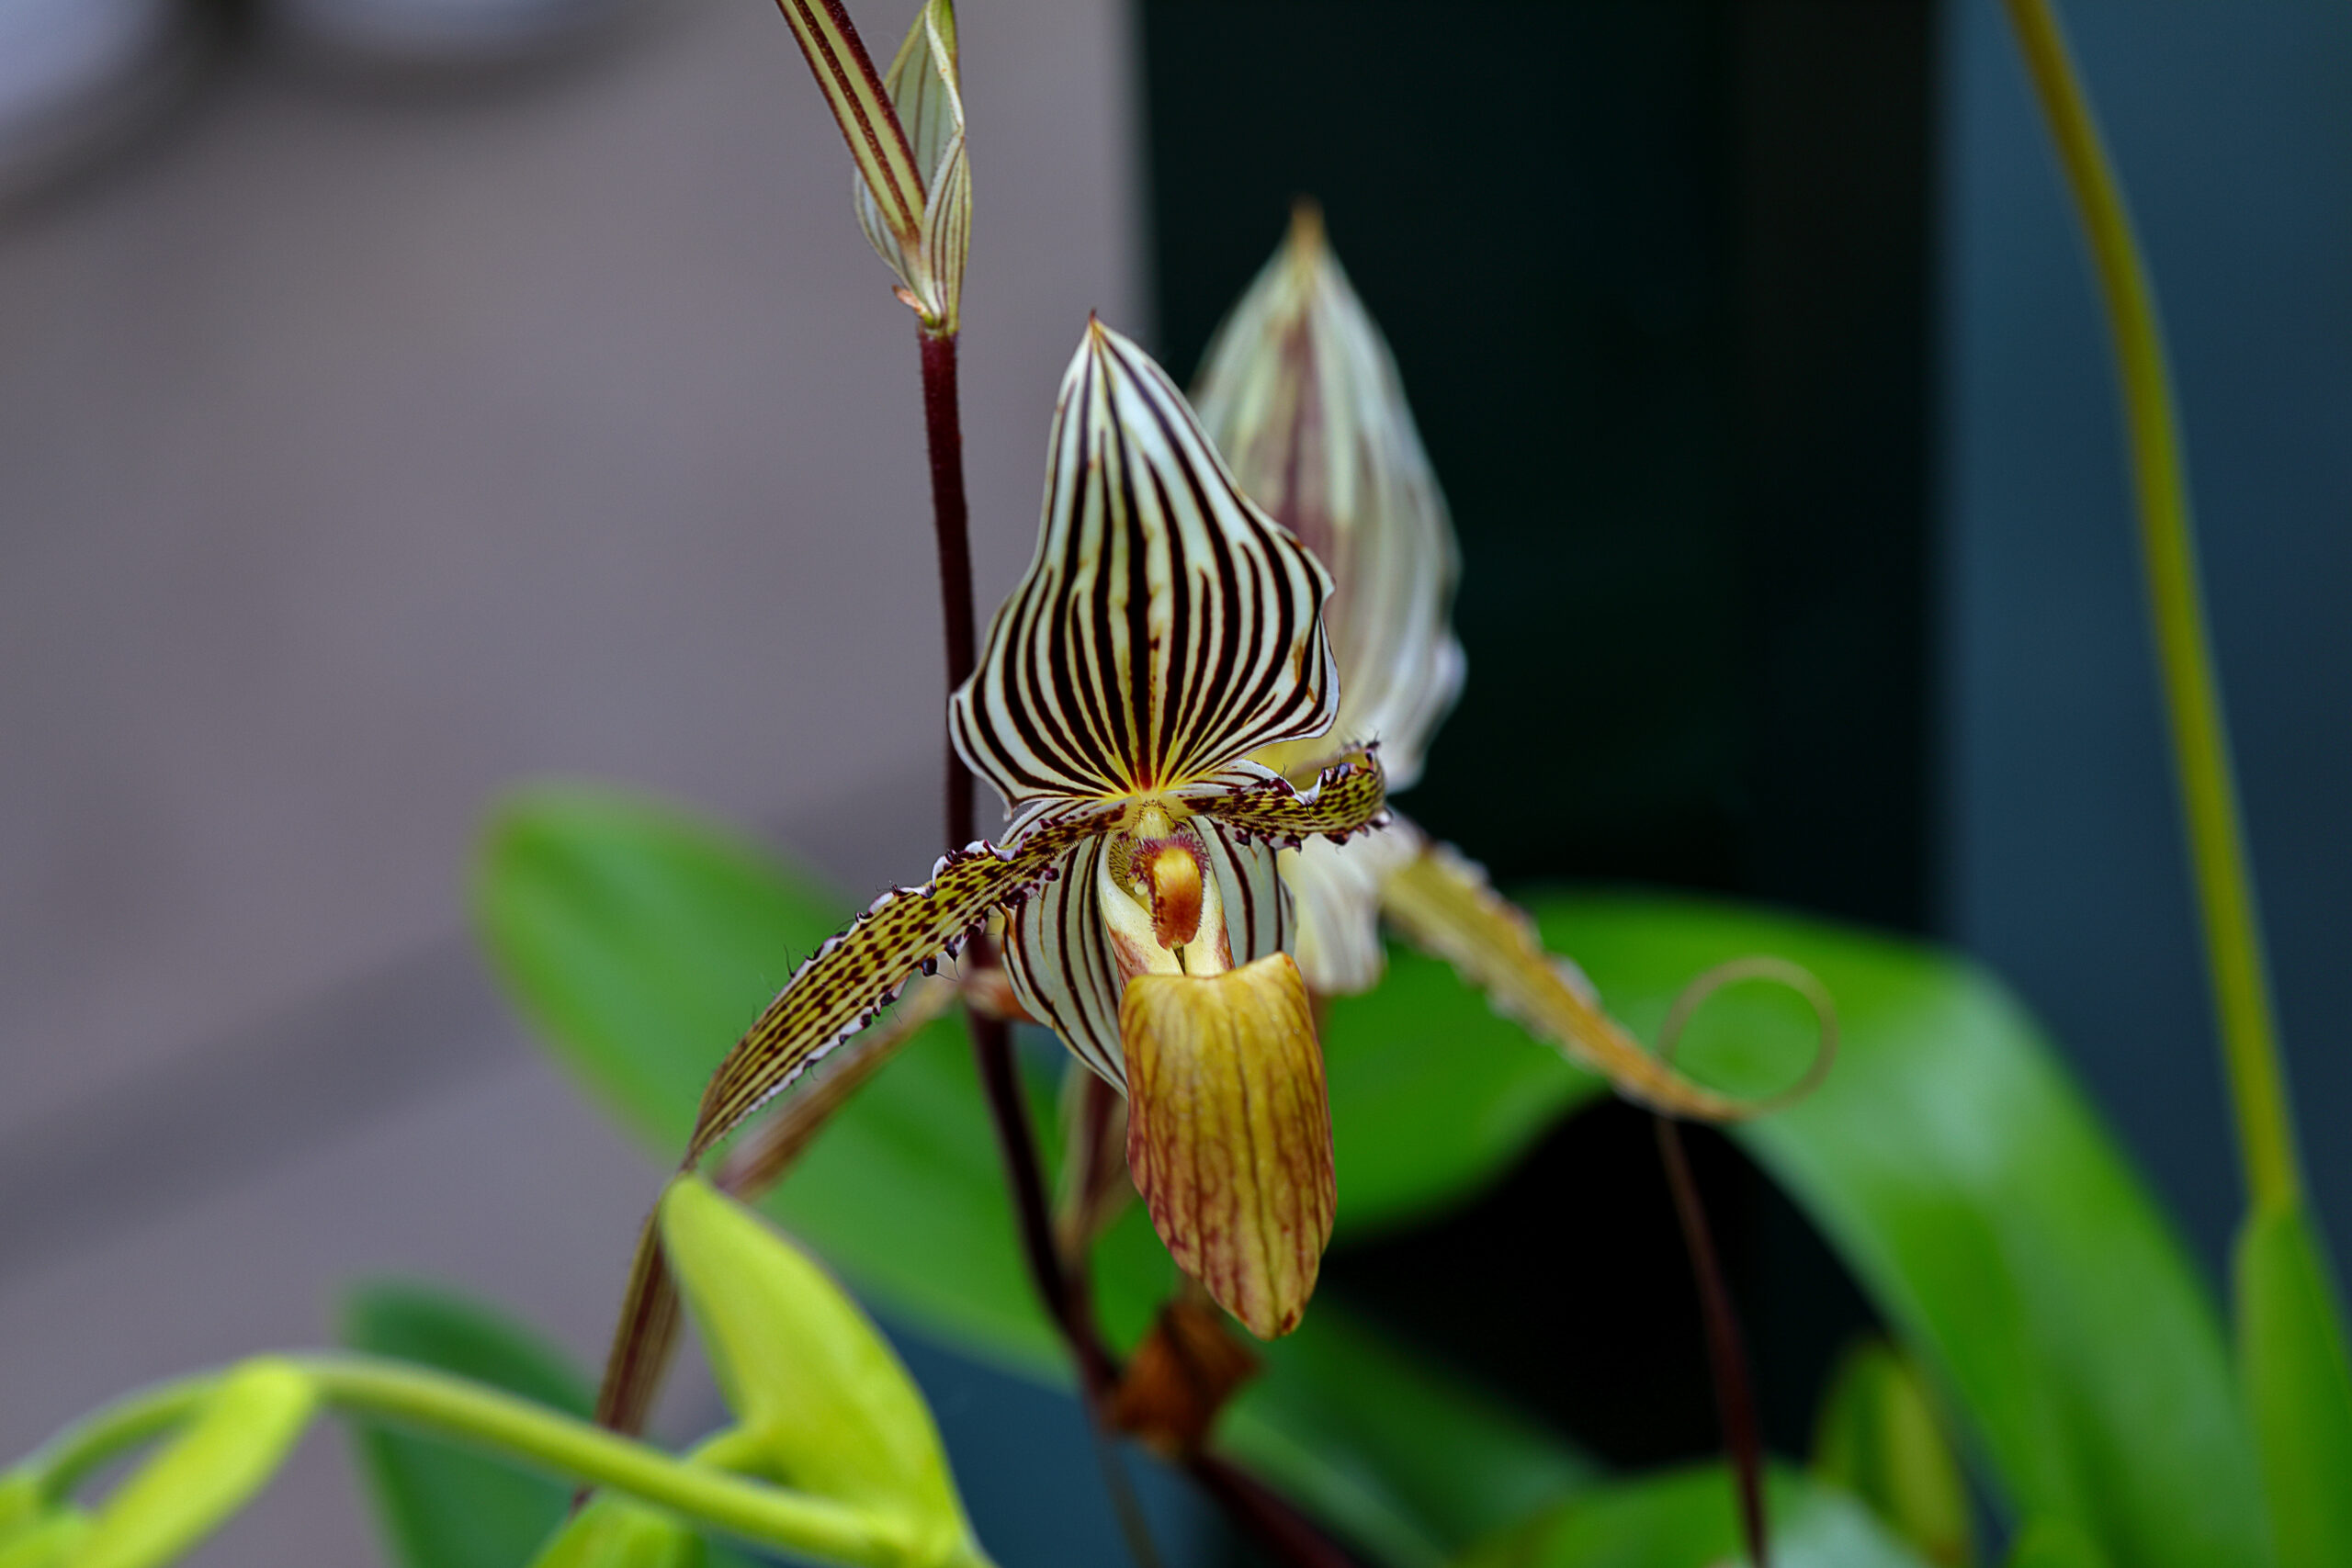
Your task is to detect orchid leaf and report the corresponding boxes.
[2003,1520,2109,1568]
[475,789,1595,1563]
[1521,890,2266,1568]
[1456,1465,1930,1568]
[2234,1198,2352,1567]
[341,1282,593,1568]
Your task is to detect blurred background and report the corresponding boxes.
[0,1,2344,1562]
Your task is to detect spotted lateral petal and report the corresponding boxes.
[952,320,1340,813]
[685,800,1121,1163]
[1195,750,1387,851]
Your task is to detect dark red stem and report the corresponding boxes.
[918,328,978,851]
[1655,1117,1769,1567]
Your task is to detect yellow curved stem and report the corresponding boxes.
[2000,0,2299,1211]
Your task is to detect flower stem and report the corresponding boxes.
[1998,0,2300,1213]
[918,326,979,852]
[23,1357,919,1567]
[1655,1118,1769,1568]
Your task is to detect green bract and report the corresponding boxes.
[74,1359,315,1568]
[529,1499,706,1568]
[658,1178,985,1568]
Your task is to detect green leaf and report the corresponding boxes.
[1811,1339,1971,1567]
[2002,1519,2109,1568]
[658,1177,975,1562]
[1457,1465,1931,1568]
[477,786,854,1153]
[528,1498,705,1568]
[475,790,1594,1562]
[1321,943,1603,1239]
[341,1282,594,1568]
[1522,890,2266,1568]
[76,1359,315,1568]
[2235,1199,2352,1568]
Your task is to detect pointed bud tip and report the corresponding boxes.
[1284,197,1326,265]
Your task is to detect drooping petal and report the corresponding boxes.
[951,319,1340,812]
[1122,953,1336,1338]
[1194,204,1466,792]
[1193,749,1388,850]
[1283,817,1423,995]
[687,799,1122,1162]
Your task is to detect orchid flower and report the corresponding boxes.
[679,318,1387,1340]
[1194,208,1815,1122]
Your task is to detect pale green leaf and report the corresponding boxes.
[658,1178,973,1562]
[75,1359,315,1568]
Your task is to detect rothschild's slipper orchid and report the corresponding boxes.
[679,318,1386,1339]
[1194,209,1820,1122]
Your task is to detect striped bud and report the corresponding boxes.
[1121,953,1336,1338]
[775,0,969,332]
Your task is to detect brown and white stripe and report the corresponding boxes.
[952,319,1340,814]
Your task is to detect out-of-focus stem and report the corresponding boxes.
[1998,0,2299,1213]
[1656,1118,1768,1568]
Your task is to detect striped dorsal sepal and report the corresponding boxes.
[1197,750,1388,852]
[951,319,1340,813]
[684,797,1124,1165]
